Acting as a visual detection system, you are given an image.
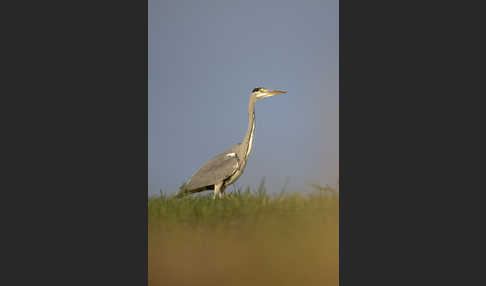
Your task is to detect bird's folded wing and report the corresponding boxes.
[183,152,239,190]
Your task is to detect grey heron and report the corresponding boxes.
[176,87,286,199]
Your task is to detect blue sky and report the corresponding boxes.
[149,0,338,195]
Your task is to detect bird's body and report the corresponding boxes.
[179,144,243,194]
[177,87,286,199]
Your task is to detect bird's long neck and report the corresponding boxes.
[242,98,256,160]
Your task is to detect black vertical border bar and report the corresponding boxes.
[9,0,151,284]
[339,0,449,284]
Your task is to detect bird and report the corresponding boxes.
[176,87,286,199]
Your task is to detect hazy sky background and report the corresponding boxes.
[149,0,338,196]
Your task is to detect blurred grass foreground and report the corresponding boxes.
[148,181,339,286]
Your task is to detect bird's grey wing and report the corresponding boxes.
[183,151,240,191]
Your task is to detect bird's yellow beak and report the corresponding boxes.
[257,89,286,99]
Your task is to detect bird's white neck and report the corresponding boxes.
[243,96,257,159]
[246,117,255,157]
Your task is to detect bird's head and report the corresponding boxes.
[251,87,286,100]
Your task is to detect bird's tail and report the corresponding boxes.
[175,183,189,198]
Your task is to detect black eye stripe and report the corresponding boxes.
[252,87,264,93]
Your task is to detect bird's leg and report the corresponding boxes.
[219,185,226,199]
[213,182,223,200]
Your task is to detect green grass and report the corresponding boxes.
[148,181,339,286]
